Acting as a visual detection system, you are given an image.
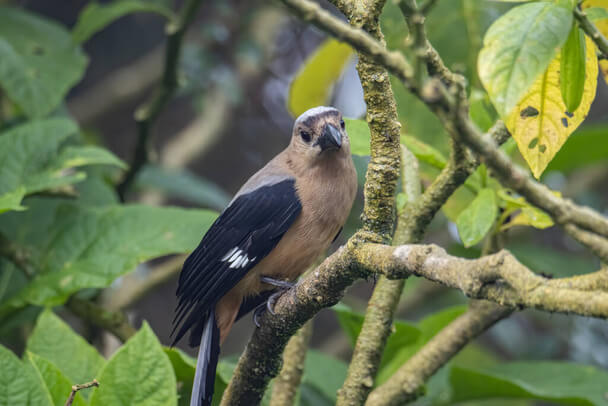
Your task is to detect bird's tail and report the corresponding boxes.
[190,311,220,406]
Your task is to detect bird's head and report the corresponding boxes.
[290,106,351,166]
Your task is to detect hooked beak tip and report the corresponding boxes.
[318,124,342,151]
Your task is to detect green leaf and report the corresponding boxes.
[26,309,105,389]
[73,0,175,43]
[376,306,467,384]
[450,361,608,405]
[342,118,448,169]
[469,89,499,133]
[54,146,127,170]
[288,39,353,117]
[560,24,586,112]
[478,2,573,117]
[164,347,195,406]
[456,189,498,247]
[0,344,53,406]
[400,135,447,169]
[0,187,27,214]
[136,164,230,211]
[0,119,123,213]
[344,118,371,156]
[0,7,87,118]
[25,352,87,406]
[585,6,608,21]
[547,124,608,173]
[506,206,554,230]
[1,204,217,310]
[90,322,177,406]
[301,350,349,403]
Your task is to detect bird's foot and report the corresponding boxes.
[260,276,295,289]
[253,302,266,328]
[252,277,296,327]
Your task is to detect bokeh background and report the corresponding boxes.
[3,0,608,404]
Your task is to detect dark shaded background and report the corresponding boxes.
[13,0,608,394]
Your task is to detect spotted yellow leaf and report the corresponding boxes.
[583,0,608,83]
[506,36,598,178]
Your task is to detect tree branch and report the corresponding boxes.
[67,296,136,343]
[64,379,99,406]
[279,0,608,253]
[356,243,608,318]
[116,0,204,200]
[575,6,608,59]
[365,300,512,406]
[268,321,313,406]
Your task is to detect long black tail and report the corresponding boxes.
[191,311,220,406]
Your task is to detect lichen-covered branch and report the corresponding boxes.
[116,0,204,200]
[575,6,608,59]
[356,243,608,318]
[327,0,407,403]
[220,245,361,406]
[269,321,313,406]
[365,301,512,406]
[279,0,608,249]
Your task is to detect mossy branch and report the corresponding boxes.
[356,243,608,318]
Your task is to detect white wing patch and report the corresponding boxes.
[221,247,256,269]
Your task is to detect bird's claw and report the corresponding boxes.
[252,285,294,327]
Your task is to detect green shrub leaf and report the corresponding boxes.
[0,344,53,406]
[90,322,177,406]
[1,205,217,310]
[450,361,608,405]
[456,189,498,247]
[25,352,87,406]
[478,2,572,117]
[560,24,586,112]
[73,1,175,44]
[27,309,105,389]
[0,119,125,213]
[0,7,87,117]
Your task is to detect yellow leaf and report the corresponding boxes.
[582,0,608,84]
[287,39,353,117]
[505,36,598,178]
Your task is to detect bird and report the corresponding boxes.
[171,106,358,406]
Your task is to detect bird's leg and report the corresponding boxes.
[260,276,295,289]
[259,276,296,316]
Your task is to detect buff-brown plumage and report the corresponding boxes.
[173,106,357,406]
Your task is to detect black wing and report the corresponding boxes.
[172,179,302,346]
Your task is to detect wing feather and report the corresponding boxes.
[172,179,301,346]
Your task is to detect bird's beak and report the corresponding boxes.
[316,124,342,151]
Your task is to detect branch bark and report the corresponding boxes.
[356,243,608,318]
[269,321,313,406]
[116,0,204,200]
[64,379,99,406]
[365,301,512,406]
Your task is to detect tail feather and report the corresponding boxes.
[191,312,220,406]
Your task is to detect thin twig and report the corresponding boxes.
[575,6,608,59]
[64,379,99,406]
[67,296,136,342]
[365,301,512,406]
[116,0,204,200]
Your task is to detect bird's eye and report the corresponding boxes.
[340,119,345,129]
[300,130,311,143]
